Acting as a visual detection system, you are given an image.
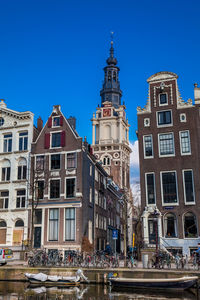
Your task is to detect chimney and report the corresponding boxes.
[67,116,76,130]
[194,83,200,104]
[37,116,43,132]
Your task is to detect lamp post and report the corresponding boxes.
[153,209,160,268]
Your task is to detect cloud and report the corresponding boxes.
[130,140,139,167]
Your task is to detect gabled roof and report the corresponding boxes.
[147,71,178,83]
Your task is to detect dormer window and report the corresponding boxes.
[52,117,60,127]
[159,93,168,105]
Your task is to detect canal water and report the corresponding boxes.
[0,282,199,299]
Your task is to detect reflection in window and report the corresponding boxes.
[184,212,198,238]
[164,213,177,238]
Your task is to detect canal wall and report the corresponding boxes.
[0,266,199,284]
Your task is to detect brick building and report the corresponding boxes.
[30,104,122,254]
[137,72,200,256]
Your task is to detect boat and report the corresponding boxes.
[108,276,198,291]
[24,269,88,287]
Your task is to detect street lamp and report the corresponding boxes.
[153,209,160,268]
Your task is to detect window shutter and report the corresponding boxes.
[48,117,52,128]
[61,131,65,147]
[60,115,63,126]
[44,133,50,149]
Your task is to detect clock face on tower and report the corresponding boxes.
[103,108,111,117]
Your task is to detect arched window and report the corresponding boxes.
[108,71,111,81]
[18,158,27,180]
[0,220,7,244]
[0,220,6,227]
[184,212,198,238]
[15,219,24,227]
[1,159,11,181]
[113,71,116,81]
[164,213,177,238]
[103,156,111,166]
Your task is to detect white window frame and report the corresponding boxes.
[48,208,59,242]
[18,131,28,151]
[35,154,45,171]
[49,178,61,199]
[182,169,195,205]
[179,130,191,156]
[95,189,98,205]
[2,167,11,182]
[0,191,9,209]
[95,213,99,228]
[143,135,154,159]
[163,212,178,238]
[145,172,156,206]
[157,110,173,127]
[16,189,26,208]
[3,134,12,153]
[158,132,175,157]
[52,116,60,128]
[64,207,76,241]
[50,131,62,149]
[95,169,99,182]
[66,152,77,169]
[65,176,76,198]
[50,153,61,171]
[159,93,168,106]
[36,179,45,200]
[89,187,92,203]
[160,171,178,206]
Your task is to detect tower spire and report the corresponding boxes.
[100,34,122,107]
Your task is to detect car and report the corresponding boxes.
[0,248,13,265]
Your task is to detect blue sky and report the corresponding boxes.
[0,0,200,182]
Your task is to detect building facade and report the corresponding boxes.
[30,105,123,254]
[137,72,200,256]
[0,99,34,253]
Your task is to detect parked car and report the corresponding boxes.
[0,249,13,265]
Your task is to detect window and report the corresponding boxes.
[89,187,92,203]
[66,178,76,198]
[16,190,26,208]
[164,213,177,238]
[159,133,174,156]
[95,169,99,182]
[3,134,12,152]
[161,172,178,204]
[104,217,107,230]
[157,111,172,126]
[143,135,153,158]
[183,170,195,203]
[180,131,191,155]
[51,154,60,170]
[34,209,42,224]
[0,118,4,126]
[88,220,93,243]
[19,132,28,151]
[66,153,76,169]
[104,197,107,210]
[50,180,60,199]
[95,190,98,204]
[37,181,44,200]
[90,164,92,176]
[159,93,167,105]
[49,208,59,241]
[2,167,10,182]
[51,132,61,148]
[17,158,27,180]
[65,208,75,241]
[36,155,45,171]
[95,214,99,228]
[184,212,198,238]
[52,117,60,127]
[103,156,111,166]
[0,220,6,244]
[145,173,156,205]
[15,219,24,227]
[0,191,9,209]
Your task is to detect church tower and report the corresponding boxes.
[91,40,131,190]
